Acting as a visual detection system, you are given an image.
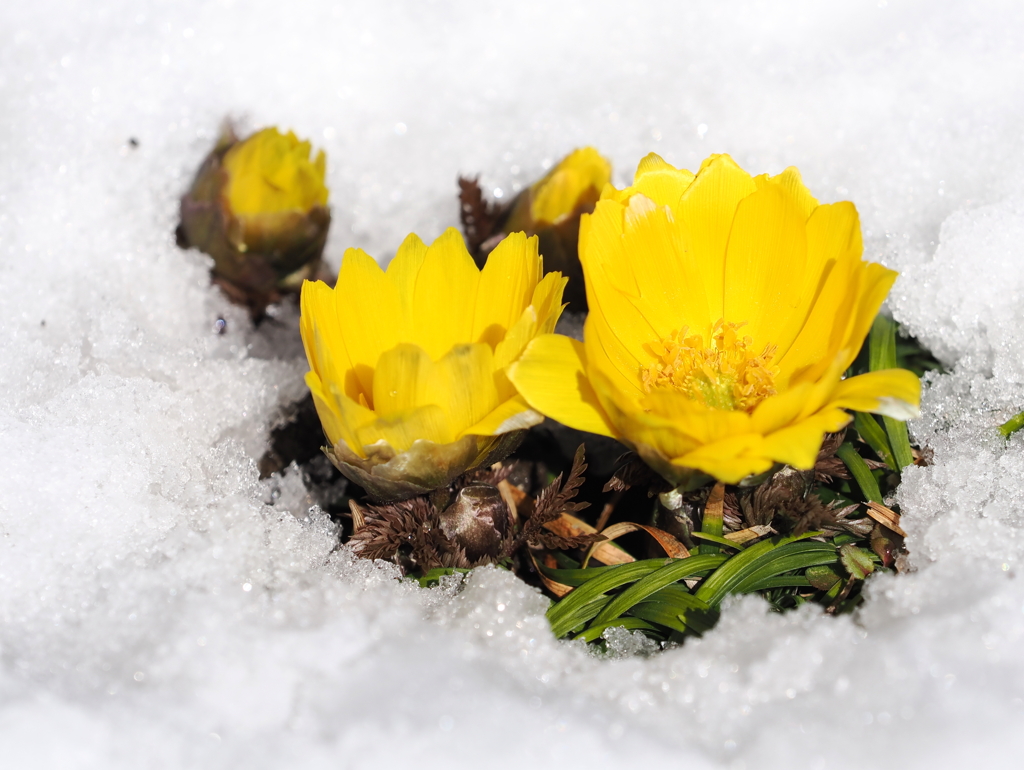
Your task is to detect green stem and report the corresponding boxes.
[999,410,1024,439]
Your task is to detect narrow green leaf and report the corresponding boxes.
[853,411,896,469]
[732,542,839,593]
[557,594,619,639]
[641,585,721,635]
[835,442,884,503]
[883,415,915,470]
[839,544,875,580]
[627,601,693,636]
[746,576,813,590]
[546,560,668,637]
[590,554,727,626]
[689,532,745,550]
[693,532,822,608]
[539,564,616,587]
[869,314,917,470]
[869,314,898,373]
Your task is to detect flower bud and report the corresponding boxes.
[437,484,513,562]
[465,147,611,311]
[178,126,331,316]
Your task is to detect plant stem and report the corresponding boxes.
[999,410,1024,439]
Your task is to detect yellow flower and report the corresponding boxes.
[222,127,328,217]
[301,228,566,501]
[508,153,921,486]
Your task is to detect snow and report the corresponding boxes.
[3,0,1024,767]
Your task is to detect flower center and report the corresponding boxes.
[641,320,779,412]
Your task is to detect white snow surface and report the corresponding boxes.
[3,1,1024,767]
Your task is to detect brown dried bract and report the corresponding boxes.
[509,445,596,553]
[458,176,507,261]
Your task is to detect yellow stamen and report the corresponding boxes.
[641,320,779,412]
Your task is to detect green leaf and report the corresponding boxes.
[839,544,875,580]
[835,442,884,503]
[689,531,745,550]
[869,314,897,374]
[642,585,721,634]
[627,601,693,635]
[557,589,618,638]
[853,411,896,469]
[883,415,915,470]
[806,564,843,591]
[747,576,813,590]
[692,532,822,608]
[589,554,728,626]
[546,559,669,637]
[868,314,917,470]
[539,563,617,587]
[731,542,839,594]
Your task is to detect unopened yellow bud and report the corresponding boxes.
[528,147,611,226]
[177,125,332,316]
[222,128,328,217]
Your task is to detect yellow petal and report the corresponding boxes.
[508,334,617,438]
[461,394,544,436]
[624,153,696,209]
[472,231,541,349]
[580,200,639,297]
[774,201,864,363]
[835,263,900,372]
[673,434,773,485]
[354,404,455,453]
[759,407,852,469]
[723,178,808,352]
[639,389,753,446]
[305,372,349,449]
[582,299,652,398]
[829,369,922,419]
[300,279,347,386]
[762,166,818,221]
[425,343,501,433]
[774,254,866,388]
[750,381,816,435]
[372,343,433,419]
[386,232,428,323]
[617,196,711,338]
[335,248,404,399]
[409,228,480,359]
[676,154,756,321]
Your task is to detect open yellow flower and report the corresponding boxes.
[509,153,920,486]
[301,228,566,500]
